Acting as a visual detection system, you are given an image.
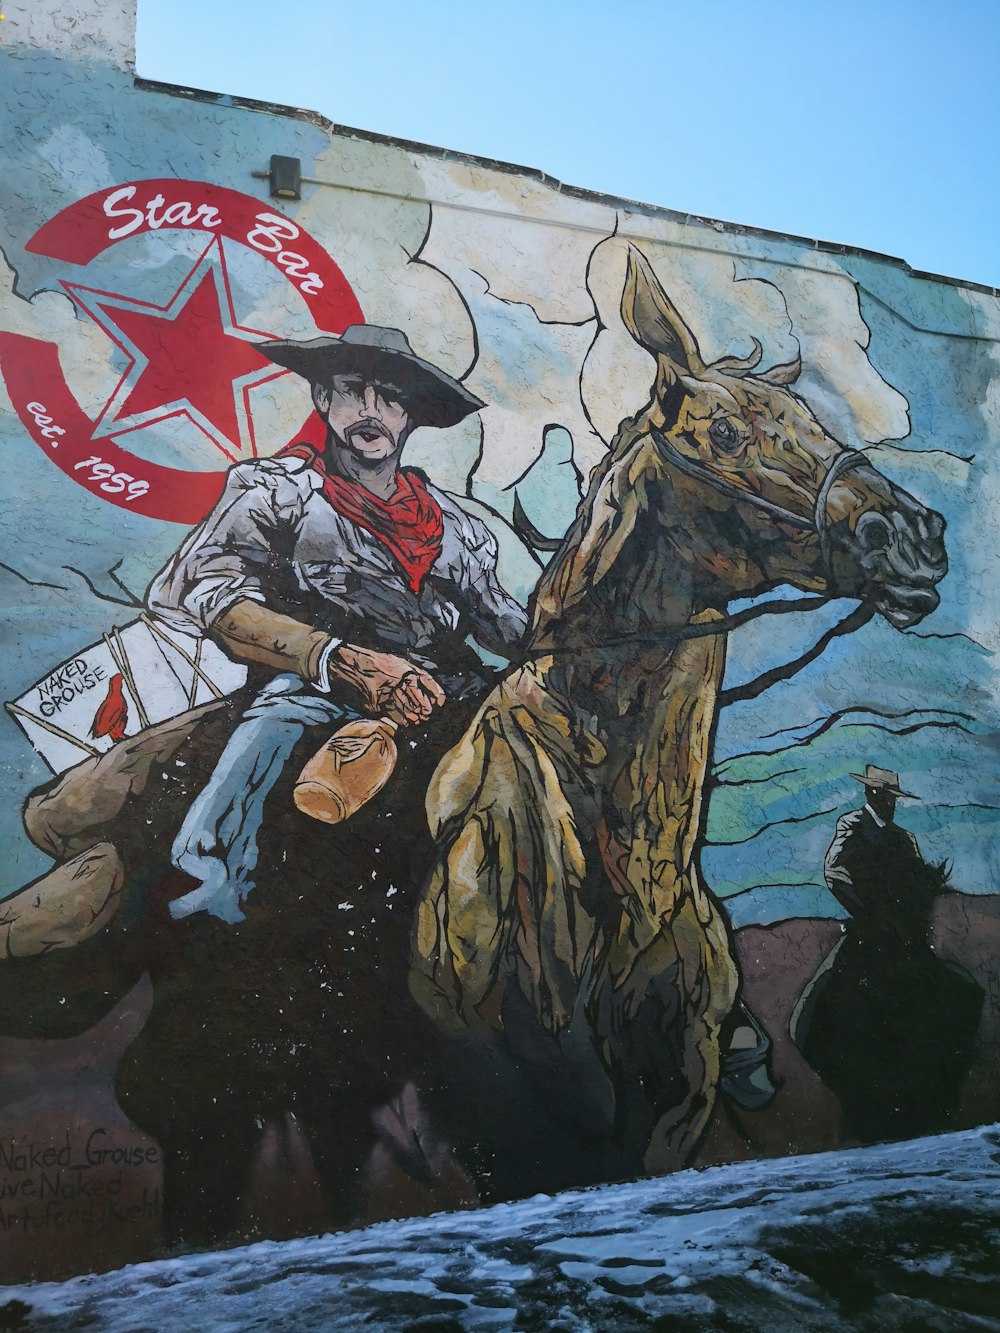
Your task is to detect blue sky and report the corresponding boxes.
[136,0,1000,290]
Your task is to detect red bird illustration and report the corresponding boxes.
[90,672,129,743]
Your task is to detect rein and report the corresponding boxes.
[530,593,842,654]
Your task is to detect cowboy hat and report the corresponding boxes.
[849,764,919,799]
[253,326,484,429]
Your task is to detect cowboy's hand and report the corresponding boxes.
[328,644,445,726]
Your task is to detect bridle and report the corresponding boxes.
[646,424,870,587]
[522,427,876,686]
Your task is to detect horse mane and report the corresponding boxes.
[530,420,654,636]
[921,858,955,895]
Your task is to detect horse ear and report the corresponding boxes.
[756,353,802,386]
[621,245,703,375]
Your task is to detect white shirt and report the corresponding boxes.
[864,802,887,828]
[147,454,528,679]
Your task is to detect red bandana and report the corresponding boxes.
[281,443,444,594]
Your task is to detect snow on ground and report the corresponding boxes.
[2,1125,999,1331]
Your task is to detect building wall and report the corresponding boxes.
[2,0,998,1281]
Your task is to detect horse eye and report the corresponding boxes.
[708,418,742,453]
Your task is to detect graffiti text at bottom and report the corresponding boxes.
[0,1130,160,1237]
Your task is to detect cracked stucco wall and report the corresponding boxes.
[3,0,136,70]
[1,0,999,1284]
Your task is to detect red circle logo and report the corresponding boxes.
[0,180,363,523]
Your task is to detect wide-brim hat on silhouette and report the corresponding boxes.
[850,763,918,799]
[254,326,484,430]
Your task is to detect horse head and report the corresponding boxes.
[533,247,947,648]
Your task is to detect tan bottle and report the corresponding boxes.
[293,717,399,824]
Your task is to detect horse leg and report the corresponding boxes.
[594,895,738,1175]
[157,1110,261,1251]
[116,1030,260,1251]
[421,977,632,1202]
[640,899,739,1171]
[293,1099,379,1230]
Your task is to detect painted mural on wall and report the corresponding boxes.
[2,22,1000,1281]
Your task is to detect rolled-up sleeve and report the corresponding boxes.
[461,516,528,659]
[147,460,306,632]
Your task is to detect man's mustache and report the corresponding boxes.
[345,418,394,445]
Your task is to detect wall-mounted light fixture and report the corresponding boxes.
[269,155,302,200]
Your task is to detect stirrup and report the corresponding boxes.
[720,1005,777,1112]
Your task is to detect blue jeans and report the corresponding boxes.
[168,673,358,924]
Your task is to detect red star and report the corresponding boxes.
[63,239,288,461]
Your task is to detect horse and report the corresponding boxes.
[411,244,948,1179]
[0,246,947,1237]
